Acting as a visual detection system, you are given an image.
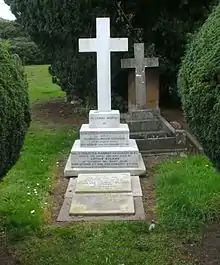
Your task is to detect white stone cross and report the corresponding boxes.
[121,43,159,109]
[79,17,128,112]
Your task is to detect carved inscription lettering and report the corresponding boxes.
[71,151,139,168]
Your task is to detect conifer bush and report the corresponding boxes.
[178,4,220,170]
[0,41,30,178]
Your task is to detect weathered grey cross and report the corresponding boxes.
[121,43,159,109]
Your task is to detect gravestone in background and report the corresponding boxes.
[120,43,189,156]
[121,43,159,112]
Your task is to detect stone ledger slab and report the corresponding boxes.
[64,175,142,198]
[64,153,146,177]
[75,173,132,193]
[89,110,120,128]
[80,124,129,147]
[58,197,145,221]
[69,193,135,216]
[71,139,139,168]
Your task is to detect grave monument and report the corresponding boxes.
[64,18,146,177]
[121,43,159,112]
[121,43,188,156]
[59,18,145,219]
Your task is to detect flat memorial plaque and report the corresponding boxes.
[69,193,135,216]
[75,173,132,193]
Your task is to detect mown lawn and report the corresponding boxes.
[14,223,196,265]
[0,127,75,237]
[156,156,220,232]
[0,64,220,264]
[26,65,65,103]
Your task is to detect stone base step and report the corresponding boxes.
[136,137,186,151]
[71,139,139,168]
[128,109,160,120]
[89,110,120,128]
[80,123,130,147]
[127,119,162,132]
[141,148,187,156]
[64,153,146,177]
[130,130,171,139]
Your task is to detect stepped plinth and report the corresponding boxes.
[64,109,146,177]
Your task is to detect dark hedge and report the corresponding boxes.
[178,4,220,170]
[0,41,31,179]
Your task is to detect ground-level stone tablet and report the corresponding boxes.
[69,193,135,215]
[75,173,132,193]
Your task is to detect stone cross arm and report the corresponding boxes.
[79,38,128,53]
[121,57,159,69]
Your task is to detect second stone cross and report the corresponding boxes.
[121,43,159,110]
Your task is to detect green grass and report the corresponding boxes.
[0,125,76,236]
[14,223,195,265]
[25,65,65,103]
[0,64,75,237]
[156,155,220,232]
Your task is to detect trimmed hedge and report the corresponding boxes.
[0,41,31,179]
[178,4,220,170]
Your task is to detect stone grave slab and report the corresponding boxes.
[75,173,132,193]
[64,175,142,198]
[58,197,145,222]
[69,193,135,216]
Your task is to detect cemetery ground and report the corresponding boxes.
[0,65,220,265]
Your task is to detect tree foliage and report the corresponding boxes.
[0,19,50,65]
[0,19,27,39]
[120,0,217,105]
[0,41,31,179]
[9,37,49,65]
[178,3,220,170]
[5,0,218,107]
[7,1,136,108]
